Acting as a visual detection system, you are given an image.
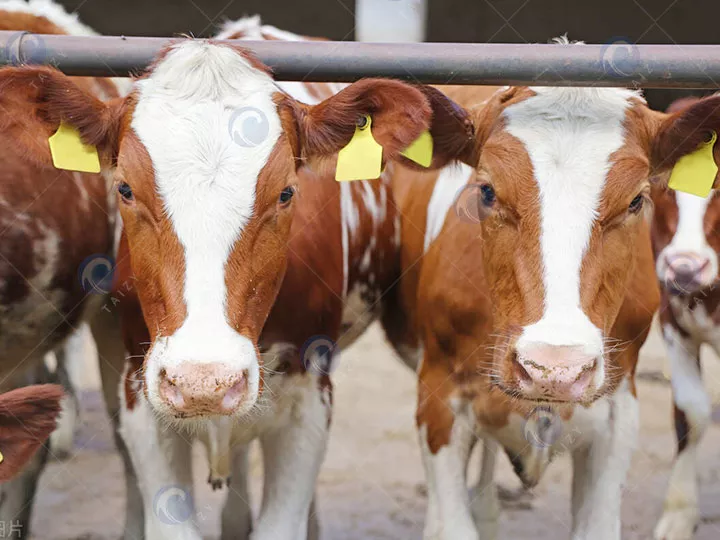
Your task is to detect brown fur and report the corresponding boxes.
[0,385,64,483]
[0,13,120,382]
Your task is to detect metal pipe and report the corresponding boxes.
[1,31,720,88]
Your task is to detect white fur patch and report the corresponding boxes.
[419,399,479,539]
[507,87,637,363]
[131,41,282,416]
[662,323,710,428]
[0,0,97,35]
[424,163,473,252]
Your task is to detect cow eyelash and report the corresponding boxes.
[628,193,647,214]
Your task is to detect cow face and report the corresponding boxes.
[429,85,720,404]
[652,188,720,295]
[0,41,434,421]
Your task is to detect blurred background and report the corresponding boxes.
[54,0,718,109]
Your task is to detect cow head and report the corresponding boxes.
[652,98,720,296]
[653,187,720,296]
[0,41,435,420]
[423,85,720,404]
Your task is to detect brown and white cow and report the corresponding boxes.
[0,26,448,538]
[651,97,720,540]
[96,19,449,539]
[380,74,720,538]
[0,384,63,484]
[0,1,131,534]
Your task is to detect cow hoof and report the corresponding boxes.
[654,508,699,540]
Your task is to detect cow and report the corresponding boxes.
[0,1,131,535]
[651,96,720,540]
[0,26,455,537]
[377,55,720,538]
[0,384,64,484]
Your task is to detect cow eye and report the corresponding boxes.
[628,194,644,214]
[279,186,295,205]
[118,182,134,202]
[480,184,496,206]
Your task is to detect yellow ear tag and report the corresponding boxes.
[401,130,433,167]
[668,131,718,198]
[48,122,101,174]
[0,450,3,464]
[335,115,383,182]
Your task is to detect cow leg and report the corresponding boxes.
[469,438,499,540]
[655,328,706,540]
[221,445,253,540]
[48,331,83,461]
[50,325,88,460]
[307,496,320,540]
[219,445,321,540]
[92,312,145,540]
[418,390,478,540]
[570,379,638,540]
[119,392,199,540]
[252,374,330,540]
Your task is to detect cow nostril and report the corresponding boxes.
[220,370,249,412]
[511,351,533,385]
[159,374,185,409]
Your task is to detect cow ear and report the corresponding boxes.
[402,85,478,169]
[0,385,63,483]
[0,66,124,169]
[650,94,720,188]
[283,79,434,173]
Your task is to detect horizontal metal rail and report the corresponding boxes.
[1,32,720,88]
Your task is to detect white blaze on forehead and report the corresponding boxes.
[424,163,473,252]
[667,191,713,252]
[131,42,281,401]
[657,191,718,281]
[506,87,638,355]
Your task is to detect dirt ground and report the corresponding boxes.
[29,321,720,540]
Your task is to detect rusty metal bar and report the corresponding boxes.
[1,31,720,88]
